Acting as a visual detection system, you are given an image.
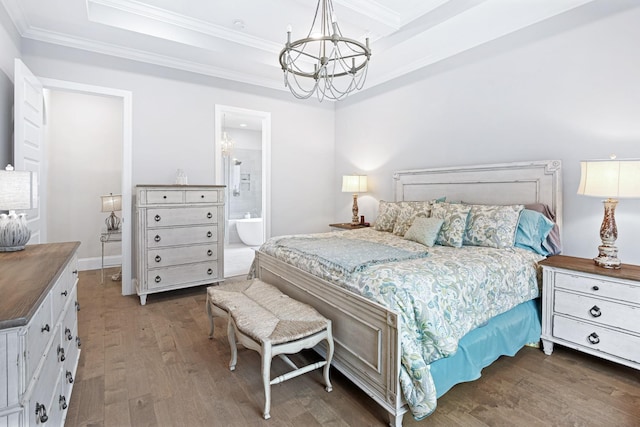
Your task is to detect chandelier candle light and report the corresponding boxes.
[0,164,37,251]
[577,156,640,269]
[342,175,367,225]
[279,0,371,101]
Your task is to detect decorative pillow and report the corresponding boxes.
[430,202,472,248]
[515,209,555,255]
[374,201,400,232]
[403,217,445,247]
[392,197,445,236]
[463,204,524,248]
[525,203,562,255]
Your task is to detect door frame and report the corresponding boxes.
[40,77,134,296]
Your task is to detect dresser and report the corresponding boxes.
[135,185,225,305]
[540,255,640,370]
[0,242,81,426]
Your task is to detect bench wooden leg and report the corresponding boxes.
[228,316,238,371]
[206,300,214,339]
[261,341,272,420]
[324,321,334,392]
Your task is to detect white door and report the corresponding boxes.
[14,59,45,244]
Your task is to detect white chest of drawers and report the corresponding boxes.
[135,185,225,305]
[540,255,640,370]
[0,242,81,426]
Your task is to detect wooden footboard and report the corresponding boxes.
[255,251,407,426]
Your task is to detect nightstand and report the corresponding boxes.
[329,223,370,231]
[539,255,640,370]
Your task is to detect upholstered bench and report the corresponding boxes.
[206,279,334,420]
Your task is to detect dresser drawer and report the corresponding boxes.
[186,189,221,203]
[25,334,62,427]
[146,206,218,228]
[60,286,79,360]
[145,190,184,204]
[553,315,640,364]
[147,244,218,267]
[146,225,218,248]
[554,271,640,304]
[24,293,53,381]
[554,290,639,334]
[146,262,219,289]
[51,255,77,324]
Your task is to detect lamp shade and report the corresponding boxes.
[0,167,37,210]
[101,194,122,212]
[578,159,640,198]
[342,175,368,193]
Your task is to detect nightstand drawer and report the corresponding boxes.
[553,315,640,364]
[554,290,639,334]
[554,272,640,303]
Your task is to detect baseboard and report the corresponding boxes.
[79,255,122,272]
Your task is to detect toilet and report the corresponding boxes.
[235,218,264,246]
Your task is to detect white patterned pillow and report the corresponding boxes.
[374,201,400,232]
[463,204,524,248]
[430,202,472,247]
[403,217,445,247]
[392,200,439,236]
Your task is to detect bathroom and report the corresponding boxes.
[217,106,270,277]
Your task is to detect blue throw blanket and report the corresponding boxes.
[277,236,429,273]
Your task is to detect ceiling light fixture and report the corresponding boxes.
[279,0,371,101]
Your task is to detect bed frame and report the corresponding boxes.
[254,160,562,426]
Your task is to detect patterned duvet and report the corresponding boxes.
[259,228,543,419]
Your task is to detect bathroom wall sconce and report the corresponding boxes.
[0,164,37,251]
[101,193,122,231]
[342,175,368,225]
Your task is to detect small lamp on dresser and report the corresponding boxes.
[577,156,640,269]
[0,164,37,251]
[101,193,122,231]
[342,175,368,225]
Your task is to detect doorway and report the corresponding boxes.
[214,105,271,278]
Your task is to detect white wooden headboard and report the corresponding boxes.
[393,160,563,231]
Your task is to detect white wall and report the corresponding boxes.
[335,5,640,264]
[45,89,123,262]
[21,41,336,241]
[0,5,20,167]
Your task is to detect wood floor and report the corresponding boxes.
[65,269,640,427]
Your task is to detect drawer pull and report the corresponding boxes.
[207,231,213,238]
[207,268,213,275]
[201,194,205,198]
[61,290,68,297]
[72,269,78,275]
[207,212,213,219]
[35,403,48,423]
[75,301,81,311]
[59,395,68,410]
[154,235,161,242]
[588,332,600,345]
[163,195,167,199]
[207,249,213,256]
[65,327,73,340]
[66,371,74,383]
[155,255,162,263]
[58,345,66,362]
[589,305,602,318]
[592,285,599,291]
[154,214,161,222]
[41,324,50,333]
[76,336,82,348]
[155,275,162,283]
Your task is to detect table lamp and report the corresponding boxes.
[0,164,37,251]
[342,175,368,225]
[577,156,640,269]
[101,193,122,231]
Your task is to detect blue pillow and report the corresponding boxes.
[515,209,555,256]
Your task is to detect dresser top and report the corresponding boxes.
[0,242,80,329]
[539,255,640,282]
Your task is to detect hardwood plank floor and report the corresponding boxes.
[65,269,640,426]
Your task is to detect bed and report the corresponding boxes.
[252,160,562,426]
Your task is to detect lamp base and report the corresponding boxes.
[594,245,621,269]
[0,212,31,252]
[351,194,360,225]
[105,212,121,231]
[594,198,621,269]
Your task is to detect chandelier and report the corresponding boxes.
[278,0,371,101]
[220,114,234,157]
